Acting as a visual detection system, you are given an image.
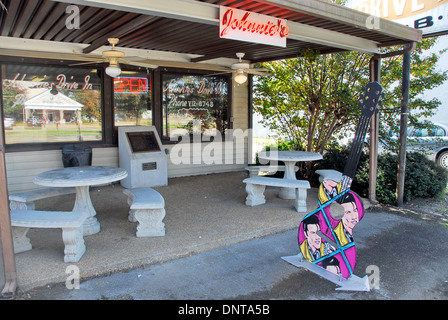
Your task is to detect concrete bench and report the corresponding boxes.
[245,165,298,178]
[243,176,311,212]
[10,209,88,263]
[315,169,343,183]
[9,187,77,210]
[123,187,166,237]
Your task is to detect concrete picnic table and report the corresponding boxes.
[34,166,128,235]
[258,151,322,199]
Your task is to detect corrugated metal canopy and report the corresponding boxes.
[0,0,422,66]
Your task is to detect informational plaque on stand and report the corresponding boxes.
[118,126,168,188]
[127,131,161,153]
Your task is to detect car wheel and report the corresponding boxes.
[438,151,448,169]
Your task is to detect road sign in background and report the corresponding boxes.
[350,0,448,36]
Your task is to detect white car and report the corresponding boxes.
[406,122,448,169]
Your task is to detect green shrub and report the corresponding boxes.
[313,145,369,194]
[365,151,447,204]
[315,147,448,205]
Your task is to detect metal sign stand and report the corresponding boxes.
[282,254,370,292]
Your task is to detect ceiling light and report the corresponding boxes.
[105,64,121,77]
[234,69,247,84]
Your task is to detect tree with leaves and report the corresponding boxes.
[253,37,447,155]
[254,49,370,153]
[378,37,448,153]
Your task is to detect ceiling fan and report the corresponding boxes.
[207,53,272,84]
[70,38,158,77]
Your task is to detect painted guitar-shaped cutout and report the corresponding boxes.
[284,82,383,290]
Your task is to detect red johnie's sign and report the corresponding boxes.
[219,6,289,47]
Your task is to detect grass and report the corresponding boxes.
[5,123,102,144]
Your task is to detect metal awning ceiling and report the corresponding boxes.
[0,0,422,66]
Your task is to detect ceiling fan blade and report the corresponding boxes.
[204,71,232,77]
[249,67,269,72]
[120,59,159,69]
[124,56,148,61]
[247,70,273,77]
[69,60,103,66]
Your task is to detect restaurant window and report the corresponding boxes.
[161,72,230,140]
[1,64,102,145]
[113,73,152,127]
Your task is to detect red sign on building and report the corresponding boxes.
[219,6,289,47]
[114,77,149,94]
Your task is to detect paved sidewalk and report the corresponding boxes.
[11,171,355,292]
[18,210,448,300]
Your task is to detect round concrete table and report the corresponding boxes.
[34,166,128,235]
[258,151,322,199]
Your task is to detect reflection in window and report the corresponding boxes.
[161,73,229,140]
[114,75,152,127]
[1,64,102,144]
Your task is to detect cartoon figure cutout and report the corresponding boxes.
[297,81,383,281]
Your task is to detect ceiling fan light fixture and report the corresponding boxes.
[105,64,121,77]
[234,69,247,84]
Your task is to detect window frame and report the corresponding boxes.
[1,57,109,152]
[157,67,233,144]
[0,57,233,152]
[112,69,154,145]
